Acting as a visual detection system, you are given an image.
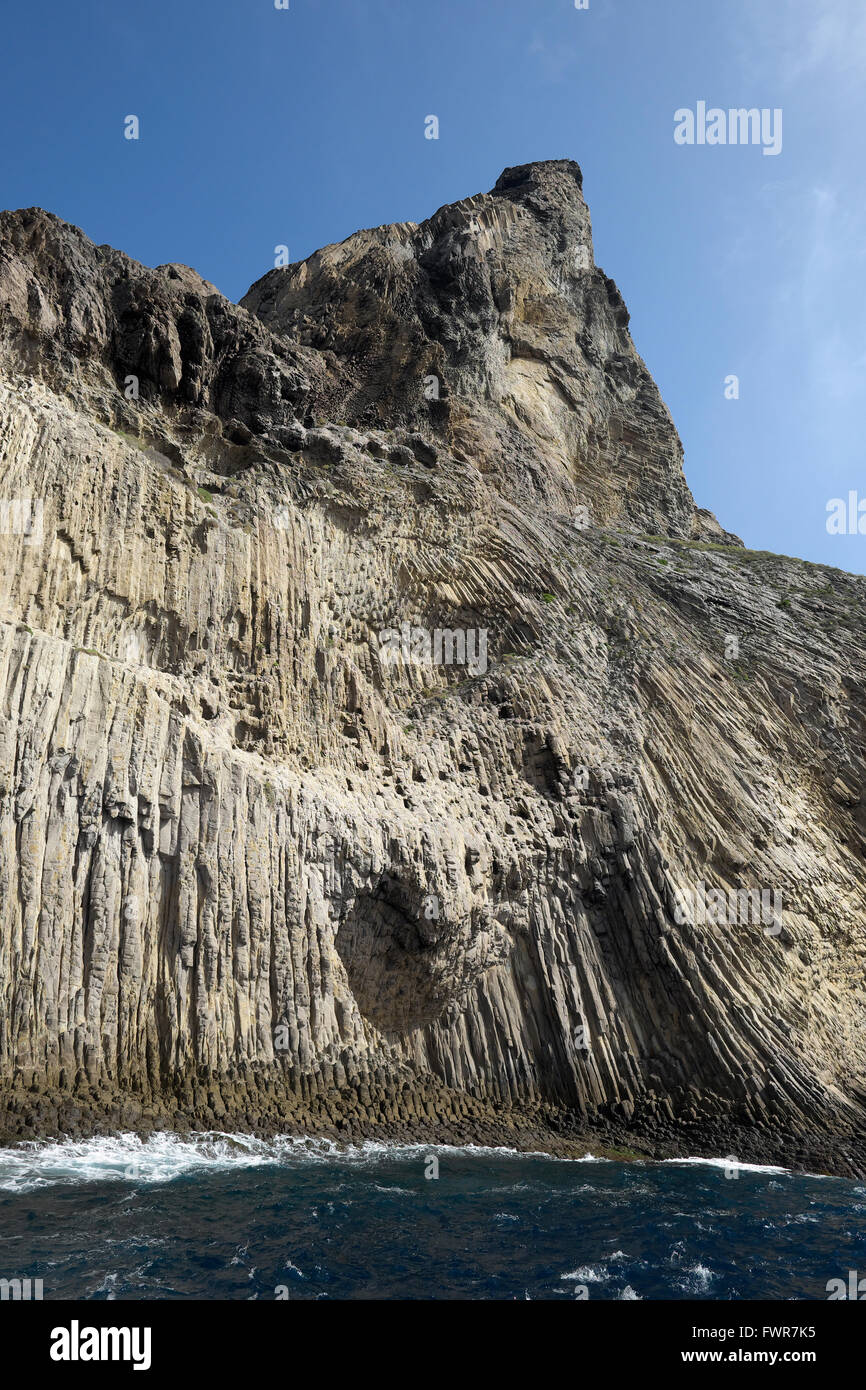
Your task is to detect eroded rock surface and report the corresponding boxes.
[0,161,864,1173]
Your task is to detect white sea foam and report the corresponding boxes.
[561,1265,608,1283]
[662,1156,790,1175]
[1,1131,817,1194]
[685,1262,714,1288]
[0,1131,600,1193]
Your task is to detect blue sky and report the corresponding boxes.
[1,0,864,571]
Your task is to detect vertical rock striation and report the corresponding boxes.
[0,161,863,1173]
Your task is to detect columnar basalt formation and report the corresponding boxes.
[0,161,864,1174]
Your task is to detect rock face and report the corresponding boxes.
[0,160,864,1173]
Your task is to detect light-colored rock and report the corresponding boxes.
[0,164,864,1172]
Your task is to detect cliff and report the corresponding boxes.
[0,161,864,1174]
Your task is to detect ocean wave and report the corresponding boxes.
[561,1265,609,1283]
[680,1262,715,1291]
[0,1131,822,1195]
[0,1131,603,1192]
[662,1156,790,1175]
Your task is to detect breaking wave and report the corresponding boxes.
[0,1131,605,1193]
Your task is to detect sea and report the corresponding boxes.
[0,1133,862,1301]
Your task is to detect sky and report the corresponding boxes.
[1,0,864,571]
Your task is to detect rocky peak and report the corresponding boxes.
[0,168,736,542]
[242,159,729,539]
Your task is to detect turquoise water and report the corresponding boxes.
[0,1134,862,1300]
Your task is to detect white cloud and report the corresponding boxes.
[740,0,866,87]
